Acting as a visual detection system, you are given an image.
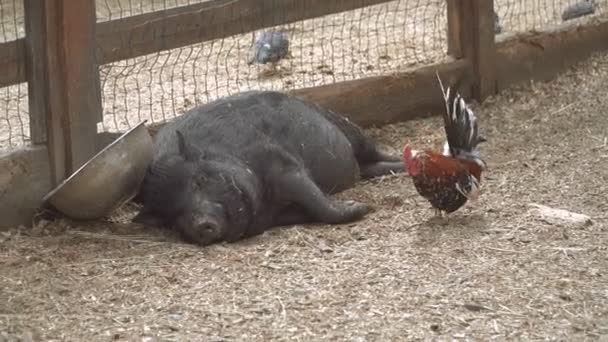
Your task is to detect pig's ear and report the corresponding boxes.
[176,130,201,162]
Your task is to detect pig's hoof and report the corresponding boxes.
[340,200,372,221]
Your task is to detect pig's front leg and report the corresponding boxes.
[276,171,372,224]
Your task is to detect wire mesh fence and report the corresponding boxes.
[1,0,608,153]
[0,0,28,153]
[95,0,201,20]
[0,0,24,42]
[0,84,28,152]
[495,0,607,35]
[96,0,449,134]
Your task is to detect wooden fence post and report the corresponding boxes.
[446,0,463,59]
[446,0,497,101]
[23,0,102,186]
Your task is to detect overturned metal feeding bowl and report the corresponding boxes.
[42,121,153,220]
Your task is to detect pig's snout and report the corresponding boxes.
[190,216,225,245]
[196,218,220,236]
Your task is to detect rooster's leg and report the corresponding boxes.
[259,63,278,77]
[269,62,278,75]
[433,208,443,218]
[431,208,450,225]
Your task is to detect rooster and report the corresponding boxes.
[402,73,487,216]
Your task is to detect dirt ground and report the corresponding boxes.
[2,45,608,340]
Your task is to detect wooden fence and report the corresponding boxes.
[1,0,608,228]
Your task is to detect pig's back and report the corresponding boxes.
[153,91,360,192]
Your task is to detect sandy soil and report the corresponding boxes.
[1,0,606,151]
[1,48,607,340]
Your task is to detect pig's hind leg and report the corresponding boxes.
[274,205,314,226]
[360,161,404,178]
[277,171,372,224]
[358,146,405,179]
[332,115,404,179]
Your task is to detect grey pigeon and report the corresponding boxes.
[562,0,597,21]
[248,31,290,71]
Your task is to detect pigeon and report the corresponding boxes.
[562,0,597,21]
[248,31,290,72]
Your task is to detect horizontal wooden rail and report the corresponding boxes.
[95,0,397,64]
[96,58,471,142]
[0,0,395,88]
[3,2,608,90]
[290,59,471,127]
[495,16,608,89]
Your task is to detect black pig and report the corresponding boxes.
[133,91,404,246]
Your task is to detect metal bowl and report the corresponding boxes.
[42,121,153,220]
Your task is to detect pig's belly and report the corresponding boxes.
[290,133,360,194]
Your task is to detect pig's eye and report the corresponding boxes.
[211,202,229,222]
[212,202,223,211]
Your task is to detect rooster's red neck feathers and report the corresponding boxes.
[402,144,421,176]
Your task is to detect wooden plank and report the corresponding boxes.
[446,0,463,58]
[0,39,26,87]
[451,0,497,101]
[61,0,103,126]
[40,0,101,185]
[290,59,471,128]
[495,17,608,90]
[0,146,52,230]
[42,1,66,184]
[24,0,48,144]
[471,0,497,100]
[96,0,395,64]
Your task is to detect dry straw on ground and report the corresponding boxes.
[1,48,607,340]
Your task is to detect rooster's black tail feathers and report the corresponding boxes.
[436,72,486,167]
